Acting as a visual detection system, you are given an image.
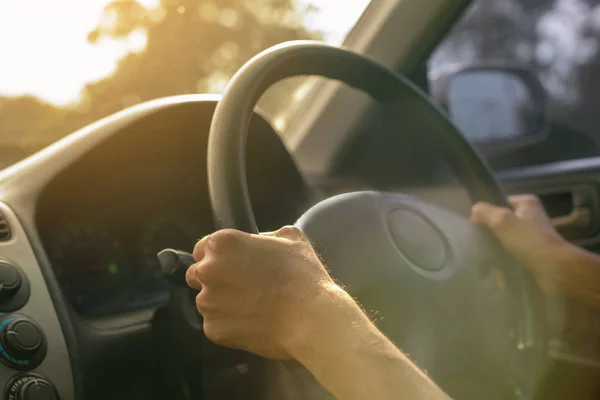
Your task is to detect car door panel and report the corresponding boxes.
[498,157,600,248]
[498,157,600,396]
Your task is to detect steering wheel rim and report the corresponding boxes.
[208,41,512,232]
[206,41,545,396]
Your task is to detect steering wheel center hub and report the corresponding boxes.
[387,208,448,272]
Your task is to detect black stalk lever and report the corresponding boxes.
[157,249,195,288]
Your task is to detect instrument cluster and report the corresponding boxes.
[49,215,204,316]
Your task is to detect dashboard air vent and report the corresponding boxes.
[0,213,10,241]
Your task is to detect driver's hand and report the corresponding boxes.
[471,195,568,293]
[186,226,341,359]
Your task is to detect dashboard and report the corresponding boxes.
[41,173,205,316]
[34,99,313,317]
[2,94,600,399]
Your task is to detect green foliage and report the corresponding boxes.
[0,96,72,145]
[84,0,320,118]
[0,0,320,164]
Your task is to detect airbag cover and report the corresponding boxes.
[388,209,447,271]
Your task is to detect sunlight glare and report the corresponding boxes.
[0,0,371,106]
[127,29,149,53]
[138,0,160,9]
[98,9,118,30]
[198,3,219,22]
[293,81,315,101]
[0,0,138,105]
[273,116,287,132]
[219,8,240,28]
[204,72,230,94]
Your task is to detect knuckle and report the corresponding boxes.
[276,225,304,240]
[195,292,204,310]
[195,290,212,313]
[193,262,210,281]
[203,322,227,344]
[471,203,484,218]
[188,261,220,291]
[489,208,513,229]
[192,239,205,262]
[195,291,205,309]
[185,263,203,288]
[521,195,541,207]
[472,202,486,211]
[209,229,242,252]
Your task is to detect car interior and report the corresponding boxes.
[1,0,600,399]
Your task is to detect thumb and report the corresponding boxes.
[471,201,519,234]
[261,226,307,242]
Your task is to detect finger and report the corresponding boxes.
[206,229,255,254]
[471,201,496,224]
[471,202,517,232]
[273,225,306,241]
[508,194,541,210]
[195,289,220,315]
[193,234,211,262]
[186,255,227,290]
[259,227,307,245]
[185,262,205,290]
[202,319,239,349]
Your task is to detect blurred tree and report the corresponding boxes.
[431,0,600,168]
[0,96,76,168]
[431,0,553,71]
[83,0,320,119]
[0,0,319,166]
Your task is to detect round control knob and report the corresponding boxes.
[18,379,57,400]
[4,373,58,400]
[0,316,46,370]
[0,262,21,302]
[2,319,43,357]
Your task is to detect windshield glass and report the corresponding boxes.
[0,0,371,169]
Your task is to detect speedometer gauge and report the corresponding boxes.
[50,227,131,314]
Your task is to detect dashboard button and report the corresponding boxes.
[0,316,46,370]
[3,320,43,357]
[18,379,57,400]
[5,373,58,400]
[0,263,21,302]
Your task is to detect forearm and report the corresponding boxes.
[286,284,450,400]
[557,243,600,310]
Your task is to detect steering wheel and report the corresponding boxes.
[206,41,546,399]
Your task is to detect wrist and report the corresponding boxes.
[282,282,369,361]
[547,239,586,290]
[554,240,580,271]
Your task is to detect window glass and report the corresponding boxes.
[431,0,600,169]
[0,0,370,169]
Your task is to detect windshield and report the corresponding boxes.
[0,0,371,169]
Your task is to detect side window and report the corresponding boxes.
[430,0,600,170]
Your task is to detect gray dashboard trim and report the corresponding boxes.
[497,156,600,182]
[0,94,247,399]
[0,202,74,399]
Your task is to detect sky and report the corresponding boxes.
[0,0,370,106]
